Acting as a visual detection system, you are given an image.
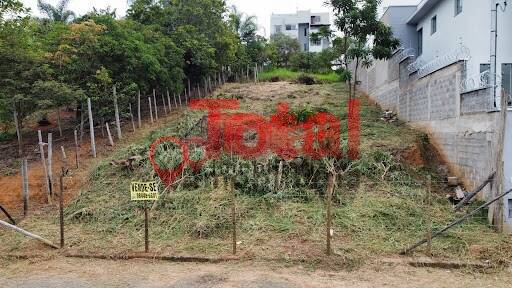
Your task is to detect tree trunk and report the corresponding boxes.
[353,58,360,99]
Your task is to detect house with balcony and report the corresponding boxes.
[270,10,331,52]
[353,1,512,231]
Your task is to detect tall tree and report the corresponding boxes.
[328,0,399,98]
[37,0,75,23]
[228,5,257,44]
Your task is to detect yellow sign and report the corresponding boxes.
[131,181,159,201]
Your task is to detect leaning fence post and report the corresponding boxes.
[38,130,50,200]
[105,122,114,146]
[73,130,80,169]
[113,86,122,140]
[21,158,29,216]
[326,172,336,256]
[87,98,97,158]
[148,97,154,123]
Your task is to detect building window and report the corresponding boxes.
[455,0,463,16]
[304,28,308,37]
[286,24,296,31]
[431,16,437,34]
[311,16,321,24]
[417,28,423,56]
[311,38,321,46]
[275,25,282,33]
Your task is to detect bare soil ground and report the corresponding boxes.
[1,257,511,288]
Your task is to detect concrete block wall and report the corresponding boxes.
[357,60,500,200]
[461,88,491,115]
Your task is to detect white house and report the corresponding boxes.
[407,0,511,102]
[270,10,331,53]
[354,1,512,231]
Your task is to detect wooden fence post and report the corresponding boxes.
[129,103,136,132]
[74,130,80,169]
[38,131,50,198]
[153,89,159,120]
[113,86,122,140]
[14,108,22,156]
[326,172,336,256]
[148,97,154,123]
[105,122,114,146]
[56,107,63,137]
[137,90,142,128]
[80,102,85,143]
[426,176,432,256]
[60,146,68,169]
[167,90,172,112]
[59,169,65,248]
[47,133,53,199]
[231,177,237,255]
[87,98,97,158]
[21,158,29,216]
[161,92,168,116]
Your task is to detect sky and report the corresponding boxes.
[21,0,420,37]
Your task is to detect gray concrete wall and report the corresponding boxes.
[504,111,512,230]
[356,60,501,202]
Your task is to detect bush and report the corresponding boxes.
[297,74,316,85]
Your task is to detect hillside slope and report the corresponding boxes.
[1,82,511,269]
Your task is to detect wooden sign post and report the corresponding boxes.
[131,181,159,253]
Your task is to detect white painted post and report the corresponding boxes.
[87,98,96,158]
[153,89,159,120]
[47,133,53,198]
[137,90,142,128]
[129,103,136,132]
[105,122,114,146]
[113,86,122,139]
[38,130,50,198]
[148,97,154,123]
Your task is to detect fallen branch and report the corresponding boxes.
[400,188,512,255]
[0,204,16,225]
[64,252,239,263]
[0,220,59,249]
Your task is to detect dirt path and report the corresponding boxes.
[1,257,511,288]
